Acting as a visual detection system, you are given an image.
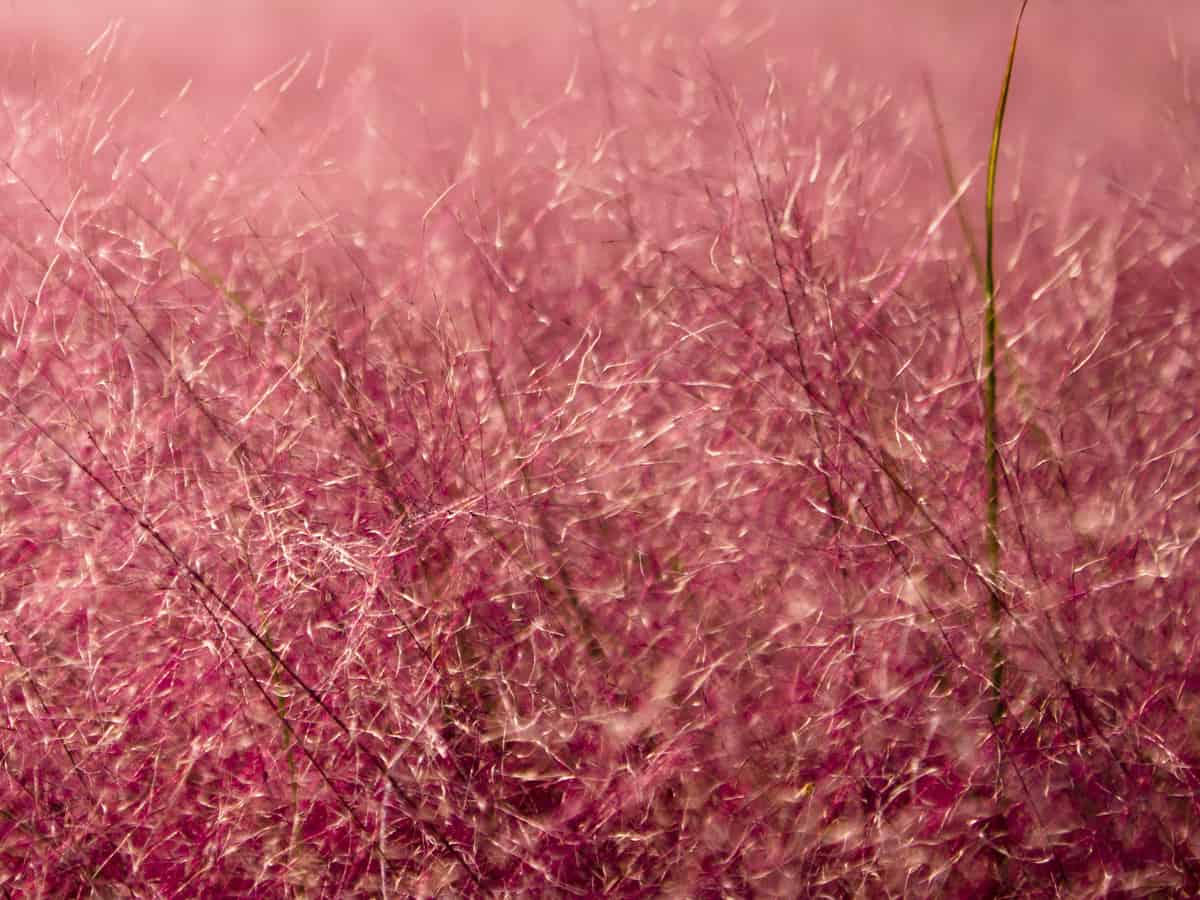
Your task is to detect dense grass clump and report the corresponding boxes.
[1,2,1198,895]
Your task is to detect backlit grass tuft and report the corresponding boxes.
[0,2,1198,896]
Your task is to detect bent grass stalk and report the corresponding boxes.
[983,0,1031,725]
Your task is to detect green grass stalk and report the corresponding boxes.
[983,0,1031,725]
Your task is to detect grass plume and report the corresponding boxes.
[0,3,1197,895]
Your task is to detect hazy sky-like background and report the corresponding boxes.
[2,1,1195,212]
[5,2,1192,125]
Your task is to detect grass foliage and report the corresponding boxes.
[1,2,1199,896]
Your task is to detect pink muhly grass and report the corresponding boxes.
[0,1,1198,896]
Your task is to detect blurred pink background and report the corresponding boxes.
[0,0,1193,243]
[4,1,1193,149]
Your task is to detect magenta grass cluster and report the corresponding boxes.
[1,2,1198,896]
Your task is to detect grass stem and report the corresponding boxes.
[983,0,1031,725]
